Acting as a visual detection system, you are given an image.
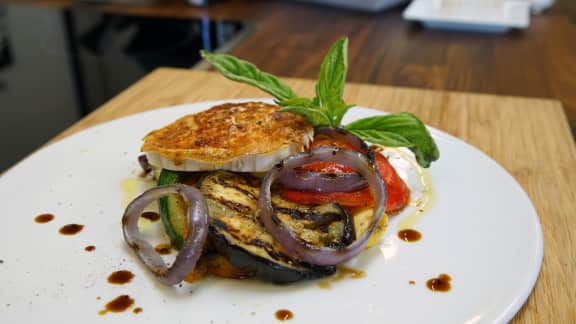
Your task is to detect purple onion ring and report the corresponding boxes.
[279,168,366,193]
[258,147,387,266]
[314,126,368,153]
[122,184,208,285]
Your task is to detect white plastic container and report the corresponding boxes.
[294,0,410,12]
[403,0,531,33]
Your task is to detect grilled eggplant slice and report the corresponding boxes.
[199,171,360,283]
[158,169,385,283]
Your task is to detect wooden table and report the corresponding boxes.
[3,0,576,132]
[52,69,576,322]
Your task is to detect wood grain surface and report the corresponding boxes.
[2,0,576,132]
[52,68,576,322]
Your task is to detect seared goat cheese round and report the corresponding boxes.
[142,102,314,172]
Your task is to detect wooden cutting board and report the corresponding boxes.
[53,68,576,323]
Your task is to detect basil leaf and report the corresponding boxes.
[316,37,348,126]
[279,105,331,126]
[345,113,440,167]
[278,97,316,108]
[326,98,354,126]
[347,129,413,147]
[201,51,296,101]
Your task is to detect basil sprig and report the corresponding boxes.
[200,51,296,101]
[314,38,354,127]
[345,113,439,168]
[200,38,439,167]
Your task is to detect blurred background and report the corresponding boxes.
[0,0,575,171]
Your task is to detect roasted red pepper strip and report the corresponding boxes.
[374,152,410,214]
[298,161,356,174]
[282,150,410,213]
[282,187,373,208]
[309,137,360,152]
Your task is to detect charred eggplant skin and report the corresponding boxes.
[209,229,335,284]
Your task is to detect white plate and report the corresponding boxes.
[0,99,543,323]
[403,0,531,33]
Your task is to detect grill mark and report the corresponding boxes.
[211,218,235,233]
[325,241,342,249]
[214,176,258,201]
[318,224,330,233]
[274,207,343,225]
[249,239,269,248]
[205,194,254,218]
[226,232,299,268]
[340,207,356,246]
[219,199,253,216]
[265,245,300,266]
[231,184,258,201]
[271,212,282,226]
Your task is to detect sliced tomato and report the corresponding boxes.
[282,152,410,214]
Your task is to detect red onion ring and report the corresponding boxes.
[280,127,368,192]
[314,126,368,153]
[258,147,387,266]
[279,168,366,192]
[122,184,208,285]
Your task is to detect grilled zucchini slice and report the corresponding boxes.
[157,169,187,248]
[157,169,205,249]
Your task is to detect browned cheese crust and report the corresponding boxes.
[141,102,312,165]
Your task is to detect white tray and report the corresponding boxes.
[403,0,531,33]
[294,0,409,11]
